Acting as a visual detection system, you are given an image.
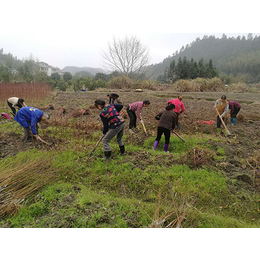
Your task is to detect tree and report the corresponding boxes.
[103,36,150,78]
[63,72,72,82]
[95,72,109,82]
[50,72,61,81]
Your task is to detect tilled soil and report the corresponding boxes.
[1,90,260,192]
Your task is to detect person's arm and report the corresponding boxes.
[30,116,38,135]
[136,104,142,120]
[221,103,229,117]
[100,115,109,135]
[180,103,185,113]
[172,114,176,130]
[155,111,163,121]
[114,104,123,113]
[214,99,219,108]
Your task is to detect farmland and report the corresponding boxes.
[0,87,260,228]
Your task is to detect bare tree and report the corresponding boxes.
[103,36,150,78]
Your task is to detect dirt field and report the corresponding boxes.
[1,90,260,192]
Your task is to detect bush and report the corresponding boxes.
[172,77,224,92]
[108,76,134,89]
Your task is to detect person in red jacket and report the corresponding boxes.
[167,96,185,129]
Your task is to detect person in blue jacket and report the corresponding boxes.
[95,100,125,160]
[14,107,50,142]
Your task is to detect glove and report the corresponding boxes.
[140,120,143,124]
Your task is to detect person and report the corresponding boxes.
[7,97,27,116]
[126,100,150,132]
[107,93,122,104]
[167,96,185,129]
[153,103,177,153]
[95,100,125,160]
[214,95,229,133]
[14,107,50,142]
[228,100,241,125]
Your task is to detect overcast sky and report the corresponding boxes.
[1,1,259,70]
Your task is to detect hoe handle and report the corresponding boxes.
[141,121,147,135]
[215,107,231,136]
[88,134,104,157]
[172,131,185,142]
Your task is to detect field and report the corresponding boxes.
[0,89,260,228]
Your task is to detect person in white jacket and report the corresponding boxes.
[7,97,27,116]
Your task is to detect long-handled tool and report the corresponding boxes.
[37,136,51,146]
[88,134,104,159]
[215,107,231,136]
[141,120,147,135]
[172,131,185,142]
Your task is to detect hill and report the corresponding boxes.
[63,66,108,76]
[147,34,260,83]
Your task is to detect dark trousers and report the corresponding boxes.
[126,106,137,129]
[156,127,171,145]
[175,113,180,127]
[24,125,39,142]
[231,107,241,118]
[217,116,228,128]
[7,101,17,115]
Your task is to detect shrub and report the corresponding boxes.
[108,76,134,89]
[172,78,224,92]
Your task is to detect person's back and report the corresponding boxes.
[171,99,184,114]
[14,107,43,128]
[157,109,176,130]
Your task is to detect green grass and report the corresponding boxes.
[1,133,260,228]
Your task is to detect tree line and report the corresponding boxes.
[152,33,260,83]
[163,57,218,83]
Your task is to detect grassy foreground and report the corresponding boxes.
[1,131,260,228]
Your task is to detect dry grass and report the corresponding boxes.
[149,193,192,228]
[0,154,59,217]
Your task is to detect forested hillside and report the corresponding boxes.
[148,33,260,83]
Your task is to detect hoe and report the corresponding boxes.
[215,107,231,136]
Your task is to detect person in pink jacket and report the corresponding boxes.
[126,100,150,132]
[167,96,185,129]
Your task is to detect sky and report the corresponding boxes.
[1,0,259,71]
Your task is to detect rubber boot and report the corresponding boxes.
[103,151,111,160]
[119,145,125,155]
[153,140,159,151]
[24,127,32,143]
[164,144,169,153]
[231,118,236,126]
[217,128,221,134]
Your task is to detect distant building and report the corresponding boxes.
[57,69,65,77]
[38,61,54,76]
[9,68,19,74]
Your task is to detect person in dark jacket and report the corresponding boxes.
[107,93,122,104]
[153,103,177,153]
[7,97,27,116]
[228,100,241,125]
[14,107,50,142]
[95,100,125,160]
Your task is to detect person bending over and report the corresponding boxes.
[95,100,125,160]
[153,103,177,153]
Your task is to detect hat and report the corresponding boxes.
[43,112,50,119]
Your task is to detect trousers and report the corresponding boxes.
[102,123,125,152]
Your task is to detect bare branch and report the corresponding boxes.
[102,36,150,78]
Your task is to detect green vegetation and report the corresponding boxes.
[1,134,260,228]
